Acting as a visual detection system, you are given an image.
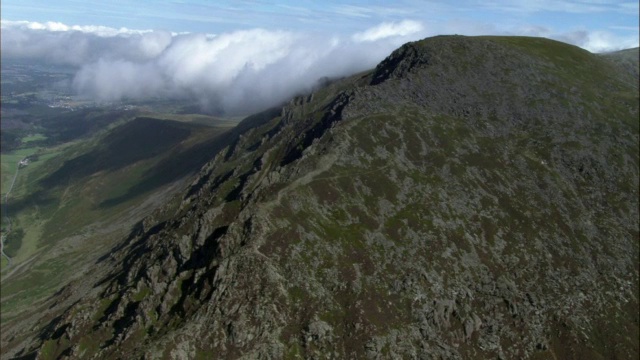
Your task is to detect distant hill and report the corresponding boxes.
[3,36,638,359]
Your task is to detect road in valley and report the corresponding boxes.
[1,161,22,268]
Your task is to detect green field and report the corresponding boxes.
[22,134,48,143]
[1,114,234,284]
[1,145,47,272]
[1,147,41,195]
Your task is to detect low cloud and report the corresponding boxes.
[353,20,424,42]
[1,19,637,114]
[2,20,423,114]
[1,21,173,66]
[556,29,639,53]
[504,23,639,53]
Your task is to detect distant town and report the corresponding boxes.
[1,60,144,113]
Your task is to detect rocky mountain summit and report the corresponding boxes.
[5,36,639,359]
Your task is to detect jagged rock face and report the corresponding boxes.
[17,36,639,359]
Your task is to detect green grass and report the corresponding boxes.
[132,286,151,302]
[101,163,150,201]
[93,297,117,322]
[195,349,219,360]
[0,114,234,329]
[9,216,45,264]
[484,36,624,90]
[0,226,128,326]
[284,342,303,359]
[1,147,40,195]
[3,228,24,258]
[0,145,67,264]
[22,134,48,143]
[39,340,58,360]
[140,112,240,127]
[4,117,227,246]
[0,254,68,318]
[10,151,64,200]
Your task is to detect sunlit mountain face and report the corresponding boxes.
[1,2,638,359]
[2,34,637,359]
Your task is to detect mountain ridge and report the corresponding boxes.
[3,35,638,359]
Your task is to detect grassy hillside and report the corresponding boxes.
[0,113,235,330]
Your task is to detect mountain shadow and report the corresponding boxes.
[40,117,196,188]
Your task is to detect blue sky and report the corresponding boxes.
[2,0,638,39]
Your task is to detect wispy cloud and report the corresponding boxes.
[477,0,639,14]
[353,20,425,42]
[331,5,375,18]
[1,19,153,36]
[609,25,640,32]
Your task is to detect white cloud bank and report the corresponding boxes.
[1,19,637,114]
[561,30,640,53]
[2,19,424,114]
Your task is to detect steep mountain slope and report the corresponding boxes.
[5,36,639,359]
